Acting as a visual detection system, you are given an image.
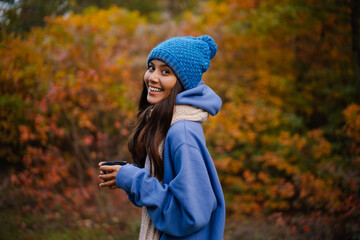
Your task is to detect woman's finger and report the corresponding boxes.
[99,172,115,181]
[99,165,117,172]
[99,179,115,188]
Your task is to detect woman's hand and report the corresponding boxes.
[98,162,122,189]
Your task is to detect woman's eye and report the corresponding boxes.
[148,66,155,71]
[162,69,170,74]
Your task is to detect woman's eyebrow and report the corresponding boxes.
[159,63,170,68]
[149,61,170,68]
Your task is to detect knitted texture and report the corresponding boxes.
[171,105,208,125]
[139,156,162,240]
[147,35,217,90]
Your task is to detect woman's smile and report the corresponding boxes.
[144,59,177,104]
[148,86,164,93]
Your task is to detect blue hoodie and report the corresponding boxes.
[116,82,225,239]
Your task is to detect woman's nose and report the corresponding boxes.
[148,71,160,82]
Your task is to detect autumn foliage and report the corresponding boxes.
[1,0,359,238]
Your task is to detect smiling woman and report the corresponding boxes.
[98,35,225,240]
[144,59,178,104]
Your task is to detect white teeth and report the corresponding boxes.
[149,86,163,92]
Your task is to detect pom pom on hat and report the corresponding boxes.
[147,35,218,90]
[196,35,217,59]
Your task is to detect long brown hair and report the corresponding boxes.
[128,80,184,180]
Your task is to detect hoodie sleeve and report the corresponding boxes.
[116,130,217,237]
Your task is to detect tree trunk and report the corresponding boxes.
[351,0,360,102]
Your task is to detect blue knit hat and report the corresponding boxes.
[147,35,217,90]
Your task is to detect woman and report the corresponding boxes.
[99,35,225,240]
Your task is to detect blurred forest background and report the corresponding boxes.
[0,0,359,239]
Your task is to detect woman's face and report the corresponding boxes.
[144,59,178,104]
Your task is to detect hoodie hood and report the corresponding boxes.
[176,81,222,116]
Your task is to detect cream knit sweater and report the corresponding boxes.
[138,105,208,240]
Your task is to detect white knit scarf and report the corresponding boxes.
[138,105,208,240]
